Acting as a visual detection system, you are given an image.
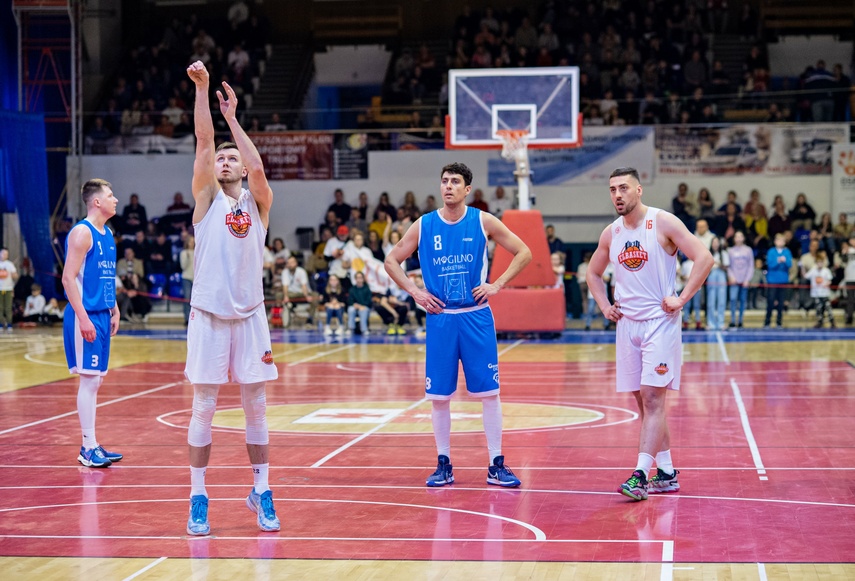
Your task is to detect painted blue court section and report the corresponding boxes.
[118,327,854,345]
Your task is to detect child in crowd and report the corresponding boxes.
[321,275,346,335]
[23,283,46,324]
[805,251,835,329]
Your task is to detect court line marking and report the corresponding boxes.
[310,397,429,467]
[0,381,184,437]
[2,485,853,510]
[758,562,768,581]
[497,339,525,357]
[286,344,354,366]
[0,497,546,541]
[122,556,167,581]
[661,540,674,581]
[730,378,767,481]
[715,331,730,365]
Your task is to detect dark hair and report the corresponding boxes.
[216,141,238,152]
[441,162,473,186]
[609,167,640,181]
[81,178,111,205]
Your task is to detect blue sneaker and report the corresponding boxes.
[486,456,521,487]
[246,489,280,532]
[426,455,454,487]
[96,446,122,463]
[77,446,111,468]
[186,495,211,536]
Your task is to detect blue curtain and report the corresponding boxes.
[0,110,56,297]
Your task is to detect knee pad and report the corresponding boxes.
[188,384,219,447]
[241,382,269,445]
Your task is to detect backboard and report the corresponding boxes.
[446,67,581,150]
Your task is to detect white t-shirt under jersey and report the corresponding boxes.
[191,188,266,319]
[609,207,677,321]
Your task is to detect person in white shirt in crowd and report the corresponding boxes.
[842,236,855,326]
[491,186,514,219]
[23,283,47,324]
[805,251,835,329]
[281,255,315,326]
[694,219,715,249]
[705,237,730,330]
[0,248,18,332]
[343,232,375,285]
[324,225,350,280]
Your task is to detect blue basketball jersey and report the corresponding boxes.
[418,207,488,310]
[65,220,117,311]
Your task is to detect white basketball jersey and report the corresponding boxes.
[192,188,266,319]
[609,207,676,321]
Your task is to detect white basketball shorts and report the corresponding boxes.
[184,306,279,385]
[615,314,682,392]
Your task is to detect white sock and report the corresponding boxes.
[635,453,655,478]
[431,400,451,458]
[655,450,674,474]
[77,375,101,450]
[253,463,270,494]
[481,395,503,464]
[190,466,207,498]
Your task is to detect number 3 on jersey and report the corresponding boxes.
[433,235,442,251]
[91,355,99,368]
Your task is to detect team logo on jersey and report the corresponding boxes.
[618,240,648,271]
[261,350,274,365]
[488,362,499,384]
[654,362,669,376]
[226,208,252,238]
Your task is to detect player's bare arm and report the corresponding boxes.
[657,211,714,314]
[472,213,532,304]
[217,81,273,228]
[61,226,97,342]
[384,219,445,314]
[587,225,622,322]
[188,61,218,223]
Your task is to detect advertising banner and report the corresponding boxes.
[832,143,855,217]
[657,123,849,176]
[252,132,368,180]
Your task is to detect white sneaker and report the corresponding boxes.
[323,325,333,336]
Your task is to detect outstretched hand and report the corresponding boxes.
[216,81,238,120]
[186,60,209,85]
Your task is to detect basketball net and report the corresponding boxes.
[497,129,533,210]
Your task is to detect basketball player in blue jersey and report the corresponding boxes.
[184,60,279,535]
[587,168,712,501]
[61,179,122,468]
[385,162,532,488]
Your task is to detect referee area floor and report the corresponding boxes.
[0,324,853,580]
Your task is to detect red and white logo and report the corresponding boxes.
[226,209,252,238]
[655,362,669,376]
[618,240,648,272]
[261,350,274,365]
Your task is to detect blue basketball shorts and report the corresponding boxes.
[64,306,112,375]
[424,306,500,400]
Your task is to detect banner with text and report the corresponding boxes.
[657,123,850,176]
[832,143,855,217]
[488,126,655,186]
[252,132,368,180]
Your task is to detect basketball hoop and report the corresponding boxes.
[497,129,530,165]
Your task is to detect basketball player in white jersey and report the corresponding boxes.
[586,168,713,501]
[184,60,279,535]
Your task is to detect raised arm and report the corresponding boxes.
[658,211,714,314]
[586,225,621,322]
[187,61,218,223]
[475,213,532,303]
[217,81,273,227]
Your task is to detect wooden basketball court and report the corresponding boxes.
[1,324,853,580]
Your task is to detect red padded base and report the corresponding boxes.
[488,287,566,332]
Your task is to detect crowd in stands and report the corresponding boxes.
[378,1,851,131]
[666,186,854,329]
[86,1,272,149]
